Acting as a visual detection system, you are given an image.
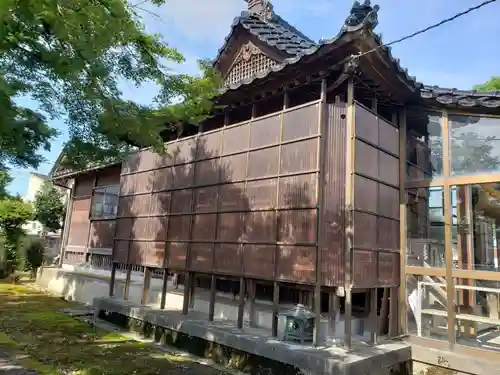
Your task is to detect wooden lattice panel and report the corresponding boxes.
[224,42,277,87]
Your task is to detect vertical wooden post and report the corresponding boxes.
[248,280,256,327]
[237,277,246,329]
[182,271,192,314]
[313,77,328,346]
[272,281,280,337]
[160,268,169,309]
[442,109,456,349]
[141,267,152,305]
[370,288,378,344]
[379,287,389,334]
[109,263,117,297]
[84,173,98,265]
[398,108,408,335]
[189,273,196,309]
[388,286,398,337]
[271,91,287,337]
[58,182,75,267]
[208,274,216,321]
[343,77,355,349]
[328,291,339,337]
[123,264,132,300]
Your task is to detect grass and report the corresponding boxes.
[0,281,229,375]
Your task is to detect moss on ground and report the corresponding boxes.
[0,281,229,375]
[100,311,304,375]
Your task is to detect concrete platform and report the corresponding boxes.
[36,266,367,338]
[93,297,411,375]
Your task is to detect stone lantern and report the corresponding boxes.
[277,304,315,344]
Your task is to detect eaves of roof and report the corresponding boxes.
[218,20,420,94]
[213,11,317,68]
[421,86,500,108]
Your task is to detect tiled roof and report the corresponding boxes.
[218,1,500,109]
[420,86,500,108]
[214,10,316,66]
[220,0,419,92]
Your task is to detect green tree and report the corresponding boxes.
[474,76,500,91]
[22,236,45,279]
[0,198,33,274]
[0,171,12,200]
[0,0,219,171]
[34,181,65,233]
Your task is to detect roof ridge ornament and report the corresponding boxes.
[343,0,380,32]
[244,0,275,20]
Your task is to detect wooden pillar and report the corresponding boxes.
[123,264,132,300]
[237,277,246,329]
[58,182,75,267]
[272,281,280,337]
[182,271,192,315]
[109,263,117,297]
[189,273,196,309]
[343,77,355,349]
[379,287,389,334]
[313,77,328,346]
[160,268,169,310]
[398,108,408,335]
[370,288,378,344]
[208,275,216,321]
[141,267,152,305]
[248,280,256,327]
[388,286,398,337]
[328,291,339,337]
[441,109,456,349]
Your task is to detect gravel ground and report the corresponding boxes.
[0,353,38,375]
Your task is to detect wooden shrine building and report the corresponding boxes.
[52,0,500,360]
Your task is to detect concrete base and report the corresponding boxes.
[94,297,411,375]
[36,266,368,340]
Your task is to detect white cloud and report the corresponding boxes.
[144,0,245,44]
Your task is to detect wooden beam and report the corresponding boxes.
[272,281,280,337]
[344,77,355,349]
[208,274,216,321]
[189,273,196,309]
[182,271,191,315]
[442,109,457,349]
[109,263,117,297]
[237,277,246,329]
[123,264,132,300]
[388,286,398,337]
[398,108,408,335]
[370,288,378,344]
[141,267,152,305]
[160,268,169,310]
[379,288,389,334]
[314,77,328,346]
[248,280,256,327]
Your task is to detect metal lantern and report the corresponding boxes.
[278,304,315,344]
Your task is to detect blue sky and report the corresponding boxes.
[8,0,500,196]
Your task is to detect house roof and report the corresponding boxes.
[219,1,419,93]
[421,86,500,108]
[214,7,316,68]
[219,1,500,109]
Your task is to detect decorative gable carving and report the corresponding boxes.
[224,41,277,87]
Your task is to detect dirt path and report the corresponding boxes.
[0,352,38,375]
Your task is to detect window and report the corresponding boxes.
[91,185,119,219]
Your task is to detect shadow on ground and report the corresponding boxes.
[0,281,229,375]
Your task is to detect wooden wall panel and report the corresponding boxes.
[320,104,347,286]
[352,102,400,287]
[112,102,329,283]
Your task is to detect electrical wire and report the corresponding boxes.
[355,0,498,59]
